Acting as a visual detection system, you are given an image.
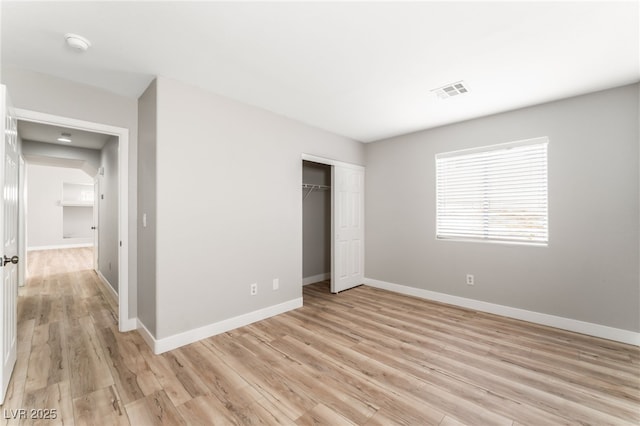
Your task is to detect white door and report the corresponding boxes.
[93,178,99,271]
[0,85,18,404]
[331,165,364,293]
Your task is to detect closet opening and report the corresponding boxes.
[301,154,365,296]
[302,160,332,294]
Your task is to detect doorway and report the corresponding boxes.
[302,160,331,289]
[14,108,132,332]
[301,154,365,294]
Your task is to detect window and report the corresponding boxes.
[436,137,548,245]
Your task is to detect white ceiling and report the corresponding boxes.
[18,121,110,150]
[2,1,638,142]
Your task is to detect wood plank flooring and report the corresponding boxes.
[2,248,638,425]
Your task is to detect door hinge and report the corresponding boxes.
[119,241,122,247]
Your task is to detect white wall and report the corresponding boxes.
[146,76,364,340]
[365,83,639,333]
[62,206,92,239]
[26,164,93,249]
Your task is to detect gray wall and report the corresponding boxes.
[365,83,639,332]
[98,137,119,292]
[137,80,157,335]
[149,76,364,339]
[302,161,331,280]
[2,67,139,321]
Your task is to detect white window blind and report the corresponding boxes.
[436,137,548,245]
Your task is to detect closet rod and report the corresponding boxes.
[302,183,331,200]
[302,183,331,189]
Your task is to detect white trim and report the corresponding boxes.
[27,243,93,251]
[301,153,365,171]
[435,138,548,246]
[303,273,330,286]
[15,109,128,138]
[93,177,99,271]
[96,270,118,301]
[150,298,303,355]
[363,278,640,346]
[301,154,365,296]
[18,156,26,287]
[121,317,137,332]
[435,236,548,248]
[117,126,130,332]
[435,136,549,159]
[97,271,135,331]
[136,319,156,352]
[14,108,132,332]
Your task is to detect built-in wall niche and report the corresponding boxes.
[61,182,93,239]
[61,182,94,206]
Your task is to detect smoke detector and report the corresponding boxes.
[432,81,470,99]
[64,33,91,51]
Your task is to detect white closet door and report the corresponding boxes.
[331,164,364,293]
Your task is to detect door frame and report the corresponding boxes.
[301,154,365,293]
[15,108,134,332]
[93,177,100,271]
[18,156,26,286]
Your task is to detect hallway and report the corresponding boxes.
[5,248,125,424]
[5,248,207,425]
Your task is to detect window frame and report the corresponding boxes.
[435,137,549,247]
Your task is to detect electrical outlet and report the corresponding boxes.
[466,274,474,286]
[273,278,279,290]
[250,283,257,296]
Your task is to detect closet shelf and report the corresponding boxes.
[59,201,94,207]
[302,183,331,200]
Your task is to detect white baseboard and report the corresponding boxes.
[303,273,330,286]
[136,319,156,351]
[95,270,136,332]
[96,270,118,300]
[363,277,640,346]
[27,243,93,251]
[120,318,137,332]
[141,298,303,355]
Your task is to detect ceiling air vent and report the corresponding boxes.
[432,81,469,99]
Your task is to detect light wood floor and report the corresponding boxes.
[2,248,638,425]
